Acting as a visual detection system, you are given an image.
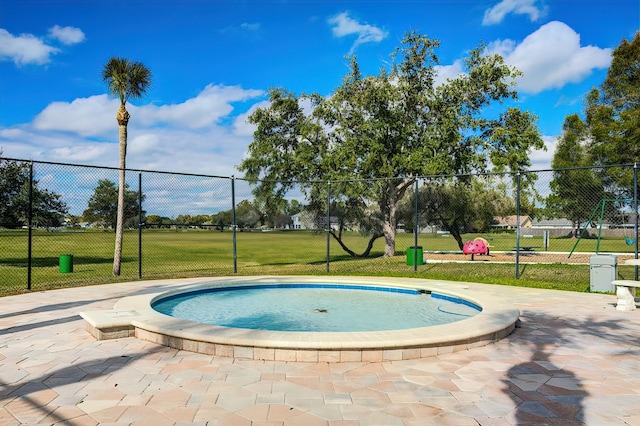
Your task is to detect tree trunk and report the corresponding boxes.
[329,230,383,257]
[382,178,413,257]
[113,105,130,276]
[382,210,397,257]
[449,225,465,250]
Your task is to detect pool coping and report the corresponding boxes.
[80,276,520,362]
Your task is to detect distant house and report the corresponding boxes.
[530,218,573,230]
[291,212,315,230]
[63,220,96,229]
[491,215,532,230]
[530,218,611,230]
[291,212,342,231]
[530,217,633,237]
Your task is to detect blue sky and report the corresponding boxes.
[0,0,638,178]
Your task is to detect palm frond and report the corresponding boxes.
[102,57,152,105]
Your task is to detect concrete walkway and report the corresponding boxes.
[0,279,639,425]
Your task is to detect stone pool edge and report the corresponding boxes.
[80,276,520,362]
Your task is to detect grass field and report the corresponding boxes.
[1,228,637,296]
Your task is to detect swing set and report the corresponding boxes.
[568,198,637,258]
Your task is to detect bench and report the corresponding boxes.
[612,259,640,311]
[513,246,540,252]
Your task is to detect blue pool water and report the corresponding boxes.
[152,284,481,332]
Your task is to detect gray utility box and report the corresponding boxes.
[590,254,618,292]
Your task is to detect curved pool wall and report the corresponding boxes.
[151,283,482,331]
[81,276,520,362]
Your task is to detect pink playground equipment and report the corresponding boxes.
[462,237,490,260]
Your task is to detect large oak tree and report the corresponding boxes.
[239,32,543,257]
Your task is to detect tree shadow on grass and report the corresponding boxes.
[307,252,387,266]
[0,256,135,268]
[502,310,639,424]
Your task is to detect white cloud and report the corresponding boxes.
[0,126,113,164]
[31,84,265,139]
[239,22,260,31]
[1,84,266,178]
[328,12,388,54]
[0,28,60,65]
[233,100,268,137]
[219,22,261,35]
[127,133,161,157]
[483,0,546,25]
[484,38,516,58]
[142,84,264,129]
[48,25,86,45]
[0,26,85,66]
[434,59,466,86]
[529,134,557,170]
[33,95,118,137]
[0,127,29,139]
[485,21,612,94]
[48,144,114,163]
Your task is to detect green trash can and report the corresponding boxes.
[406,246,424,266]
[59,254,73,273]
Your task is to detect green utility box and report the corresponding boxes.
[59,254,74,273]
[406,246,424,266]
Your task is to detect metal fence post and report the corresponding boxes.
[413,178,419,272]
[515,171,521,279]
[634,163,638,280]
[326,181,331,273]
[27,162,33,290]
[231,176,237,274]
[138,172,143,279]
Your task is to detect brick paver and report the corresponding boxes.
[1,279,639,425]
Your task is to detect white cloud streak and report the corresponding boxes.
[141,84,264,129]
[328,12,388,54]
[239,22,260,31]
[483,0,546,25]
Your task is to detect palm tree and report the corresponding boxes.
[102,57,152,275]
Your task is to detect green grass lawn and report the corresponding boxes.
[1,228,637,296]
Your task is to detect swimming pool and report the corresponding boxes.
[152,284,481,332]
[81,276,520,362]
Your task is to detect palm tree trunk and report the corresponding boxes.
[113,105,129,276]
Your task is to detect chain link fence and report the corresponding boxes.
[1,157,638,295]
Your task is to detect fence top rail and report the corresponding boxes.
[2,156,637,185]
[0,156,232,180]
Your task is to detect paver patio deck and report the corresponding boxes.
[1,278,638,425]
